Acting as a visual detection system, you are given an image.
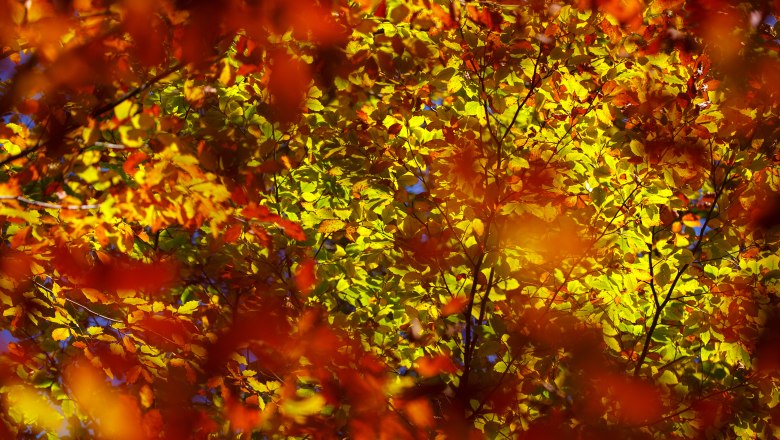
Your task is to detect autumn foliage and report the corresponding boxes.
[1,0,780,438]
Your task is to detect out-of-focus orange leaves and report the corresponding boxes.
[374,0,387,18]
[122,0,166,67]
[756,313,780,373]
[226,395,264,432]
[519,416,575,440]
[402,398,434,428]
[280,394,325,422]
[3,384,64,433]
[64,362,147,440]
[139,384,154,409]
[589,374,665,425]
[133,313,195,349]
[579,0,646,31]
[416,354,459,377]
[268,51,310,124]
[500,214,588,263]
[350,414,415,440]
[449,142,482,190]
[52,247,177,293]
[467,5,504,31]
[141,409,164,438]
[0,249,32,280]
[294,258,317,296]
[242,204,275,221]
[441,296,469,316]
[750,193,780,232]
[204,301,292,375]
[397,232,451,265]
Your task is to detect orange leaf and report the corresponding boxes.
[681,213,701,228]
[268,51,310,123]
[403,398,433,428]
[242,204,275,221]
[416,354,459,378]
[64,362,145,440]
[52,328,70,341]
[441,296,468,316]
[123,151,148,174]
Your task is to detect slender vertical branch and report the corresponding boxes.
[647,233,660,309]
[634,166,733,377]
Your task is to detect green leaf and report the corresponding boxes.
[464,101,483,116]
[658,370,678,385]
[306,98,324,112]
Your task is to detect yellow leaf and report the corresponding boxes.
[282,394,325,421]
[1,140,22,155]
[82,150,101,166]
[114,100,136,120]
[5,384,64,432]
[674,233,690,247]
[472,218,484,237]
[139,385,154,409]
[318,219,346,233]
[218,61,234,85]
[190,344,207,358]
[184,79,205,102]
[52,328,70,341]
[109,342,125,356]
[177,300,199,315]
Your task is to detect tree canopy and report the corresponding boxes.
[1,0,780,438]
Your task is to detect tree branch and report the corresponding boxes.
[33,281,123,324]
[633,166,732,377]
[0,64,180,167]
[0,195,100,210]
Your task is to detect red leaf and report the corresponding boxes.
[387,123,403,136]
[123,151,148,174]
[223,224,243,244]
[294,258,317,296]
[374,0,387,17]
[278,219,306,241]
[242,204,276,221]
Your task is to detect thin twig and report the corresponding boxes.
[93,141,138,150]
[0,64,180,167]
[33,281,123,323]
[0,195,100,210]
